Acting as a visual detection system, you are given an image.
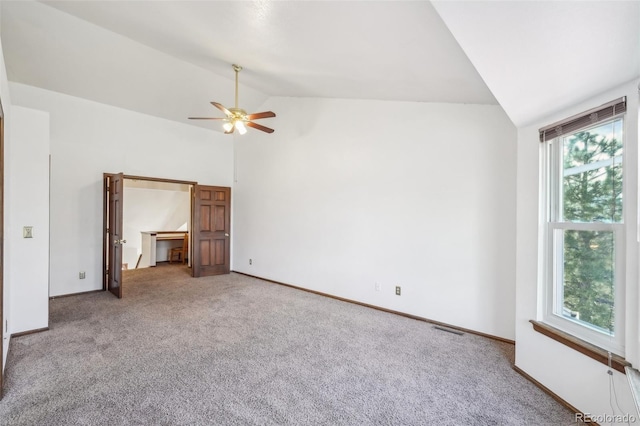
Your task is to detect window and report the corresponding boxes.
[542,100,626,355]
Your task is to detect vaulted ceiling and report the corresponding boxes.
[432,1,640,126]
[1,1,638,129]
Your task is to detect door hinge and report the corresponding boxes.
[106,228,110,233]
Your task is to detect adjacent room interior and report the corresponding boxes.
[122,178,191,270]
[0,1,639,424]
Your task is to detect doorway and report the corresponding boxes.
[103,174,231,298]
[122,178,192,270]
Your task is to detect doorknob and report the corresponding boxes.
[225,233,229,237]
[115,239,127,244]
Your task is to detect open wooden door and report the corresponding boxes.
[192,185,230,277]
[104,173,125,298]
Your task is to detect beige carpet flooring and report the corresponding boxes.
[0,265,577,425]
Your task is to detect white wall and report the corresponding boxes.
[0,21,12,371]
[123,186,189,267]
[515,79,639,421]
[9,82,233,297]
[8,106,49,334]
[233,96,517,340]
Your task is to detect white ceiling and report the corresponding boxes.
[1,0,496,130]
[1,1,269,131]
[1,1,638,129]
[433,1,640,126]
[40,0,497,104]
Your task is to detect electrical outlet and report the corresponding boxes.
[23,226,33,238]
[249,259,252,265]
[79,271,86,279]
[395,286,401,296]
[375,282,381,292]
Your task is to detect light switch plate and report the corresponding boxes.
[23,226,33,238]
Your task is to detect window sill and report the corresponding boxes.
[529,320,631,374]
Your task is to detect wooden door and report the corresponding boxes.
[104,173,125,298]
[192,186,230,277]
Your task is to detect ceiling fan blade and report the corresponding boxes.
[246,121,275,134]
[211,102,232,117]
[246,111,276,120]
[188,117,225,120]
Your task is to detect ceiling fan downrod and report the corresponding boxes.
[232,64,242,109]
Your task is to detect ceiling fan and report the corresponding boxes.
[189,64,276,134]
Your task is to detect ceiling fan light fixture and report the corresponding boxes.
[235,120,247,135]
[222,121,234,132]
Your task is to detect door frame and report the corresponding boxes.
[102,174,197,292]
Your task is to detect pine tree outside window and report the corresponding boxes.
[542,107,625,355]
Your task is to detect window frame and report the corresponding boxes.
[542,116,626,356]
